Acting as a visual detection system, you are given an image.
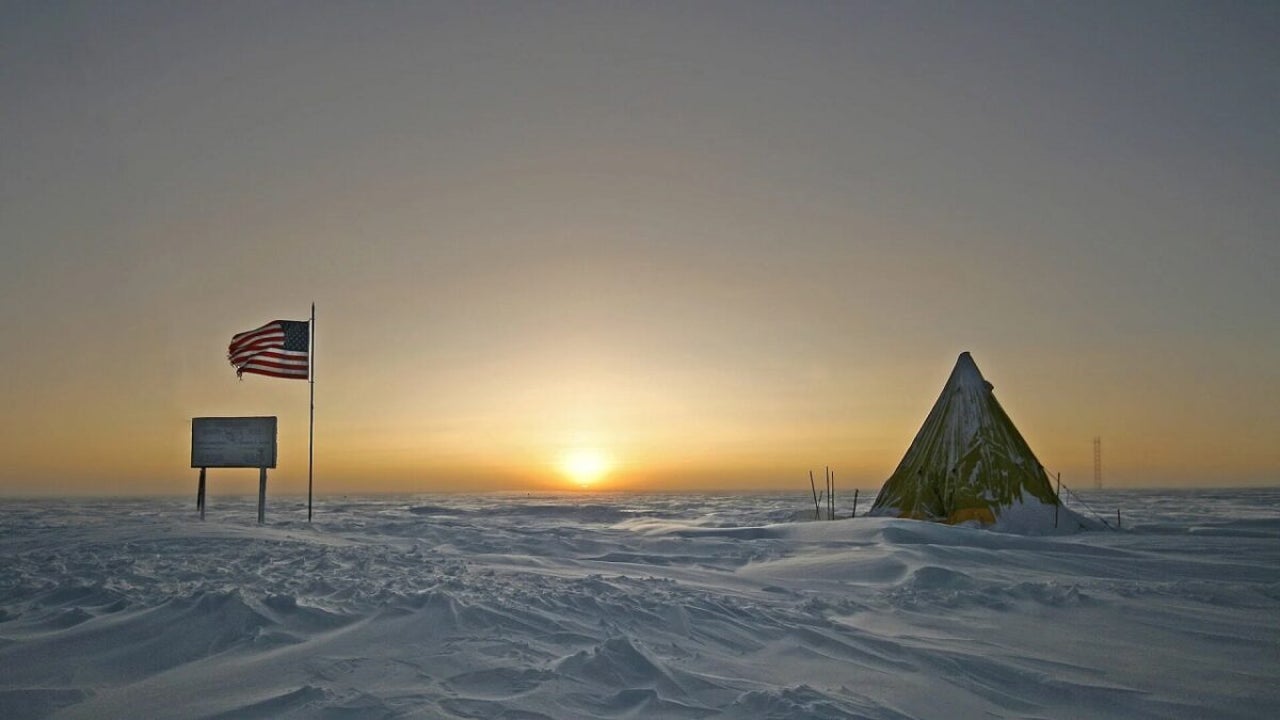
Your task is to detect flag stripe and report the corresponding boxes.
[230,335,283,353]
[238,359,309,371]
[235,351,307,363]
[230,323,283,338]
[237,354,308,368]
[229,322,283,347]
[229,334,284,355]
[229,347,307,364]
[238,365,309,379]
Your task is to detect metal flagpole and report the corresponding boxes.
[308,302,315,522]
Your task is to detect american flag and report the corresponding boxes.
[228,320,310,380]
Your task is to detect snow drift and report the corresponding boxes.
[1,490,1277,719]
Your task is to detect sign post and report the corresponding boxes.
[191,417,278,523]
[258,467,268,524]
[197,467,207,520]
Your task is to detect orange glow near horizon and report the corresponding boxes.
[1,5,1278,497]
[558,448,613,488]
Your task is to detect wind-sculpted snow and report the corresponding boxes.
[1,490,1277,719]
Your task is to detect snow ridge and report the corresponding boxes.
[1,492,1277,719]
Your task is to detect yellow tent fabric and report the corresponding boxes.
[869,353,1059,524]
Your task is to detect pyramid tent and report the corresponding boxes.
[869,352,1060,525]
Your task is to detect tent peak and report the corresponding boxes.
[949,351,990,392]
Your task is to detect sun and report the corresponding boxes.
[559,448,612,487]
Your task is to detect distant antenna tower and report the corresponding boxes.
[1093,436,1102,489]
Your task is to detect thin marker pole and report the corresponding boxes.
[308,302,315,523]
[809,471,820,520]
[1055,473,1060,529]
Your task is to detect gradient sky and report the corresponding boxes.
[2,1,1277,496]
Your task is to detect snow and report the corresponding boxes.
[2,489,1278,719]
[989,497,1102,534]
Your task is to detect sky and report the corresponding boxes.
[2,1,1277,496]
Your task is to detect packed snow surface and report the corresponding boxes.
[2,489,1278,719]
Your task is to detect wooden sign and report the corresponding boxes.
[191,416,277,468]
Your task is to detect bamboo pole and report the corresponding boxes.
[809,471,820,520]
[827,467,833,520]
[1055,473,1060,529]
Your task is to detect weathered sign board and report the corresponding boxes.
[191,416,277,468]
[190,416,278,523]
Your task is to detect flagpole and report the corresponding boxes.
[308,302,315,523]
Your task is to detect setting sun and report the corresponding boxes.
[559,448,612,487]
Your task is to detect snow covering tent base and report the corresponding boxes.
[870,352,1064,527]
